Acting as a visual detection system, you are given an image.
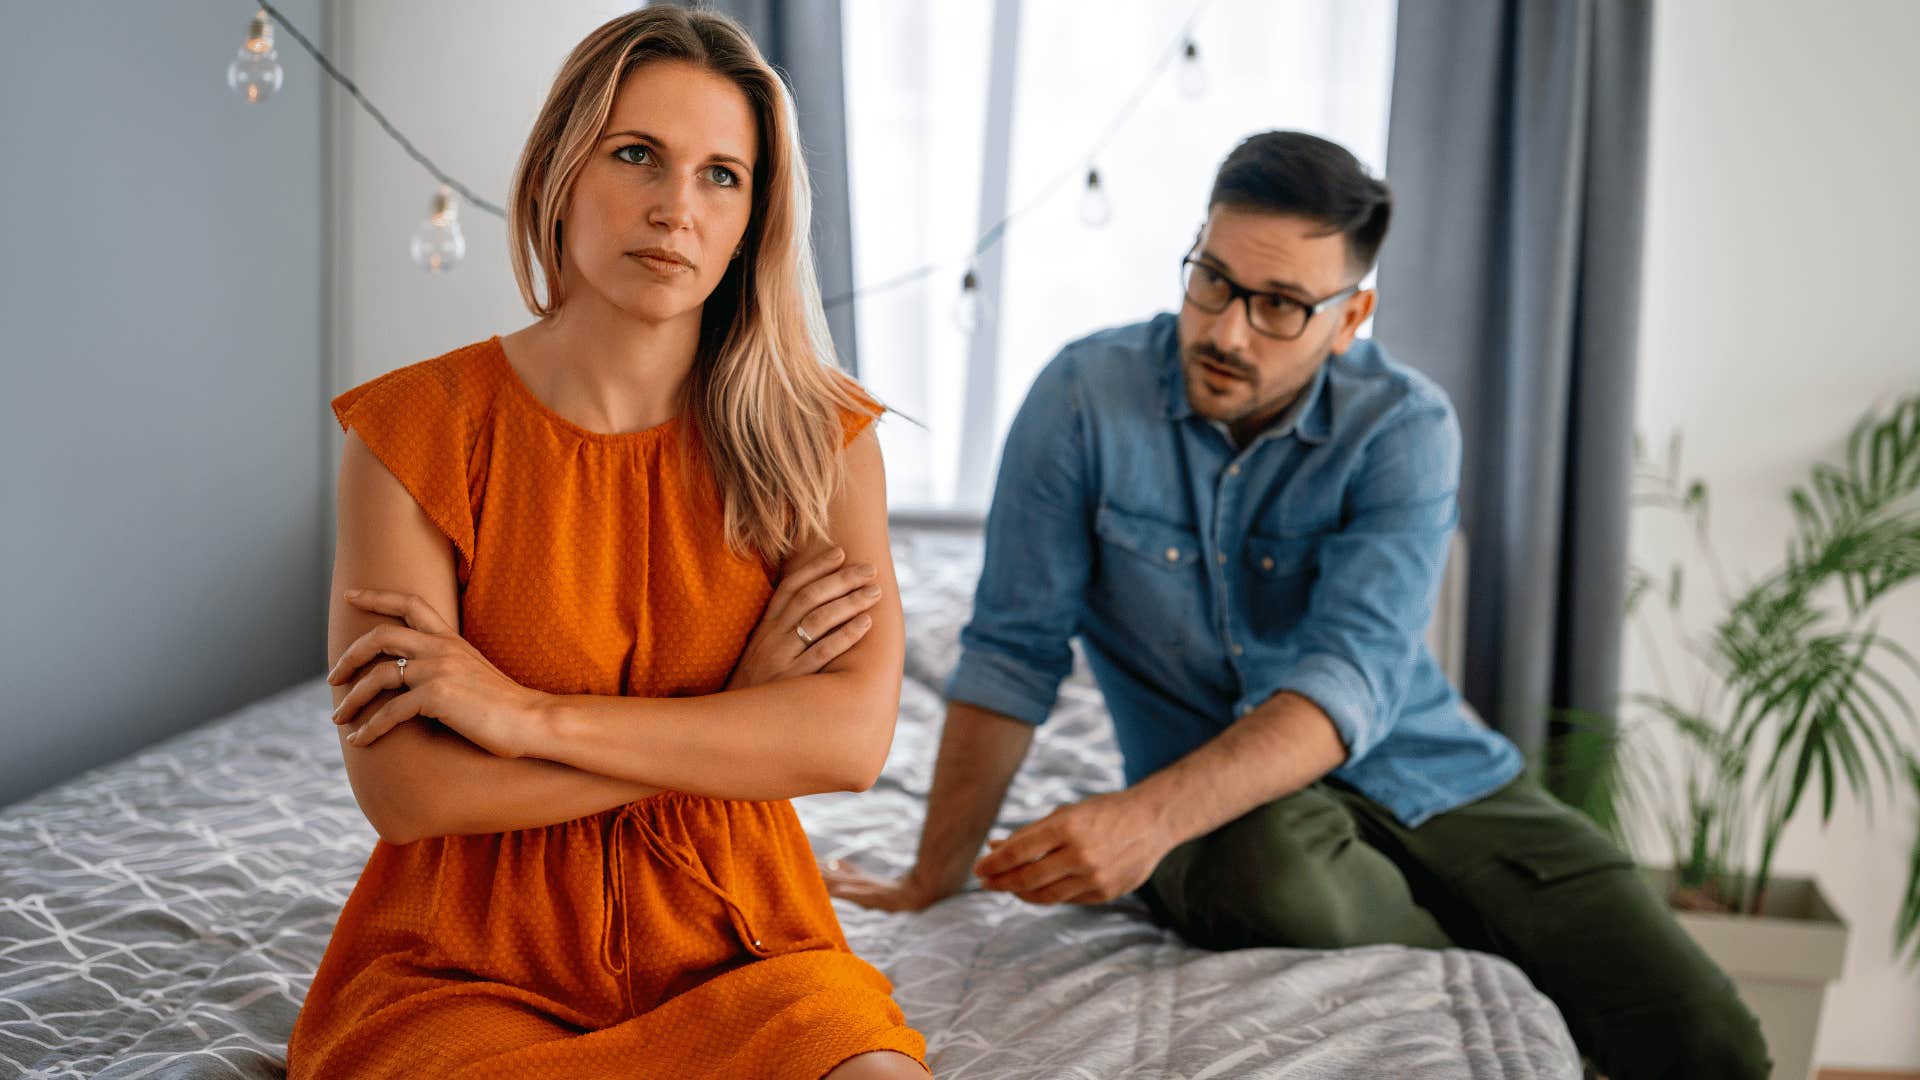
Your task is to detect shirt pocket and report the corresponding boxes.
[1242,532,1321,642]
[1092,503,1205,651]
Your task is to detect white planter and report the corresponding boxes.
[1644,867,1849,1080]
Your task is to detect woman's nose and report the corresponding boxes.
[646,173,698,232]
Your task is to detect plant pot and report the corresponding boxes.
[1642,867,1849,1080]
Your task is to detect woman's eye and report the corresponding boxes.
[706,165,739,187]
[615,145,653,165]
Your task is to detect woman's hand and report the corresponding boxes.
[726,546,883,690]
[327,588,548,758]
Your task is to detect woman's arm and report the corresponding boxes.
[331,430,659,844]
[345,427,906,803]
[528,428,905,799]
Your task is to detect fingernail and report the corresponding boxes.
[345,588,362,598]
[860,585,881,599]
[830,547,845,561]
[854,614,873,629]
[344,729,359,745]
[856,563,875,578]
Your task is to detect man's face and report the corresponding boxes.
[1175,207,1376,439]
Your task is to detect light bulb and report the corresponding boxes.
[1177,39,1208,99]
[227,10,284,104]
[410,186,467,273]
[1080,168,1113,228]
[953,269,992,335]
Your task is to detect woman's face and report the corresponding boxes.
[559,59,759,325]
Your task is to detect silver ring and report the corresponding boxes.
[794,624,816,647]
[394,656,408,686]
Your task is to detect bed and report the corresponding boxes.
[0,528,1581,1078]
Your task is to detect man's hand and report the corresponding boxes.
[973,789,1174,905]
[821,859,950,912]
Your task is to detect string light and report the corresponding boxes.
[1177,38,1209,99]
[232,0,1215,284]
[226,9,283,104]
[1079,168,1113,228]
[953,268,989,336]
[410,186,467,273]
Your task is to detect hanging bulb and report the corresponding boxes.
[410,186,467,273]
[1177,38,1208,99]
[1079,168,1113,228]
[227,10,284,104]
[953,268,992,335]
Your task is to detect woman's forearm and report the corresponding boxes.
[343,688,659,844]
[532,668,899,802]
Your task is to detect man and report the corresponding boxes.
[826,131,1768,1077]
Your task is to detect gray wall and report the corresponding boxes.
[0,1,330,807]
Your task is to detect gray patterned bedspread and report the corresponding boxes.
[0,530,1580,1078]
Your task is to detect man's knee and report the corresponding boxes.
[1168,794,1375,950]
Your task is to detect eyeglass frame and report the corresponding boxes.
[1179,254,1363,341]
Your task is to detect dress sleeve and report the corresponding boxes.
[834,377,884,449]
[331,358,478,571]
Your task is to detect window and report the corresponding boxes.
[844,0,1398,512]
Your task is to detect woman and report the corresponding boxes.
[287,9,928,1078]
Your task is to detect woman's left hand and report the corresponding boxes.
[327,588,548,758]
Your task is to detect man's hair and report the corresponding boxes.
[1208,131,1393,275]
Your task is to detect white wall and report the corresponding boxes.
[1632,0,1920,1066]
[330,2,633,392]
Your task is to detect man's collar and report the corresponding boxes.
[1162,340,1334,446]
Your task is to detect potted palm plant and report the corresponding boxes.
[1559,392,1920,1080]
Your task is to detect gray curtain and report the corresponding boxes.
[1374,0,1654,795]
[703,0,861,375]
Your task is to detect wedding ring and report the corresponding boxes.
[795,625,816,647]
[394,656,408,686]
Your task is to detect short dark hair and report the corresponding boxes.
[1208,131,1393,275]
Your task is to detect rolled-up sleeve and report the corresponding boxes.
[943,350,1094,726]
[1264,399,1461,762]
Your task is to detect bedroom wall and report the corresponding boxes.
[0,1,329,807]
[1630,0,1920,1067]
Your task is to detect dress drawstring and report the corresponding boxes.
[599,798,840,1012]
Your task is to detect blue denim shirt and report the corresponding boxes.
[944,313,1522,827]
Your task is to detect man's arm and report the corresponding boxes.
[825,701,1035,909]
[829,349,1096,909]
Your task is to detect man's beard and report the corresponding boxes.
[1184,341,1325,428]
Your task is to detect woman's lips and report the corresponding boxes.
[629,252,693,275]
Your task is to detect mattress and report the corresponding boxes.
[0,529,1581,1078]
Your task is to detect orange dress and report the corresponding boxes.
[287,337,925,1078]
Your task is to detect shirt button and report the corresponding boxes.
[1165,547,1180,562]
[1227,464,1241,477]
[1216,552,1227,566]
[1261,556,1275,572]
[1238,703,1253,717]
[1231,644,1244,656]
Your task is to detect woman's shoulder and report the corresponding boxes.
[331,337,509,427]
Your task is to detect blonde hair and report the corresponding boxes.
[507,6,876,563]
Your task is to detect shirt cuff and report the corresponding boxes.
[1277,652,1380,761]
[943,647,1061,727]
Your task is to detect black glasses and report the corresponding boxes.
[1180,255,1360,341]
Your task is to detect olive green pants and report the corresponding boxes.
[1139,775,1769,1079]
